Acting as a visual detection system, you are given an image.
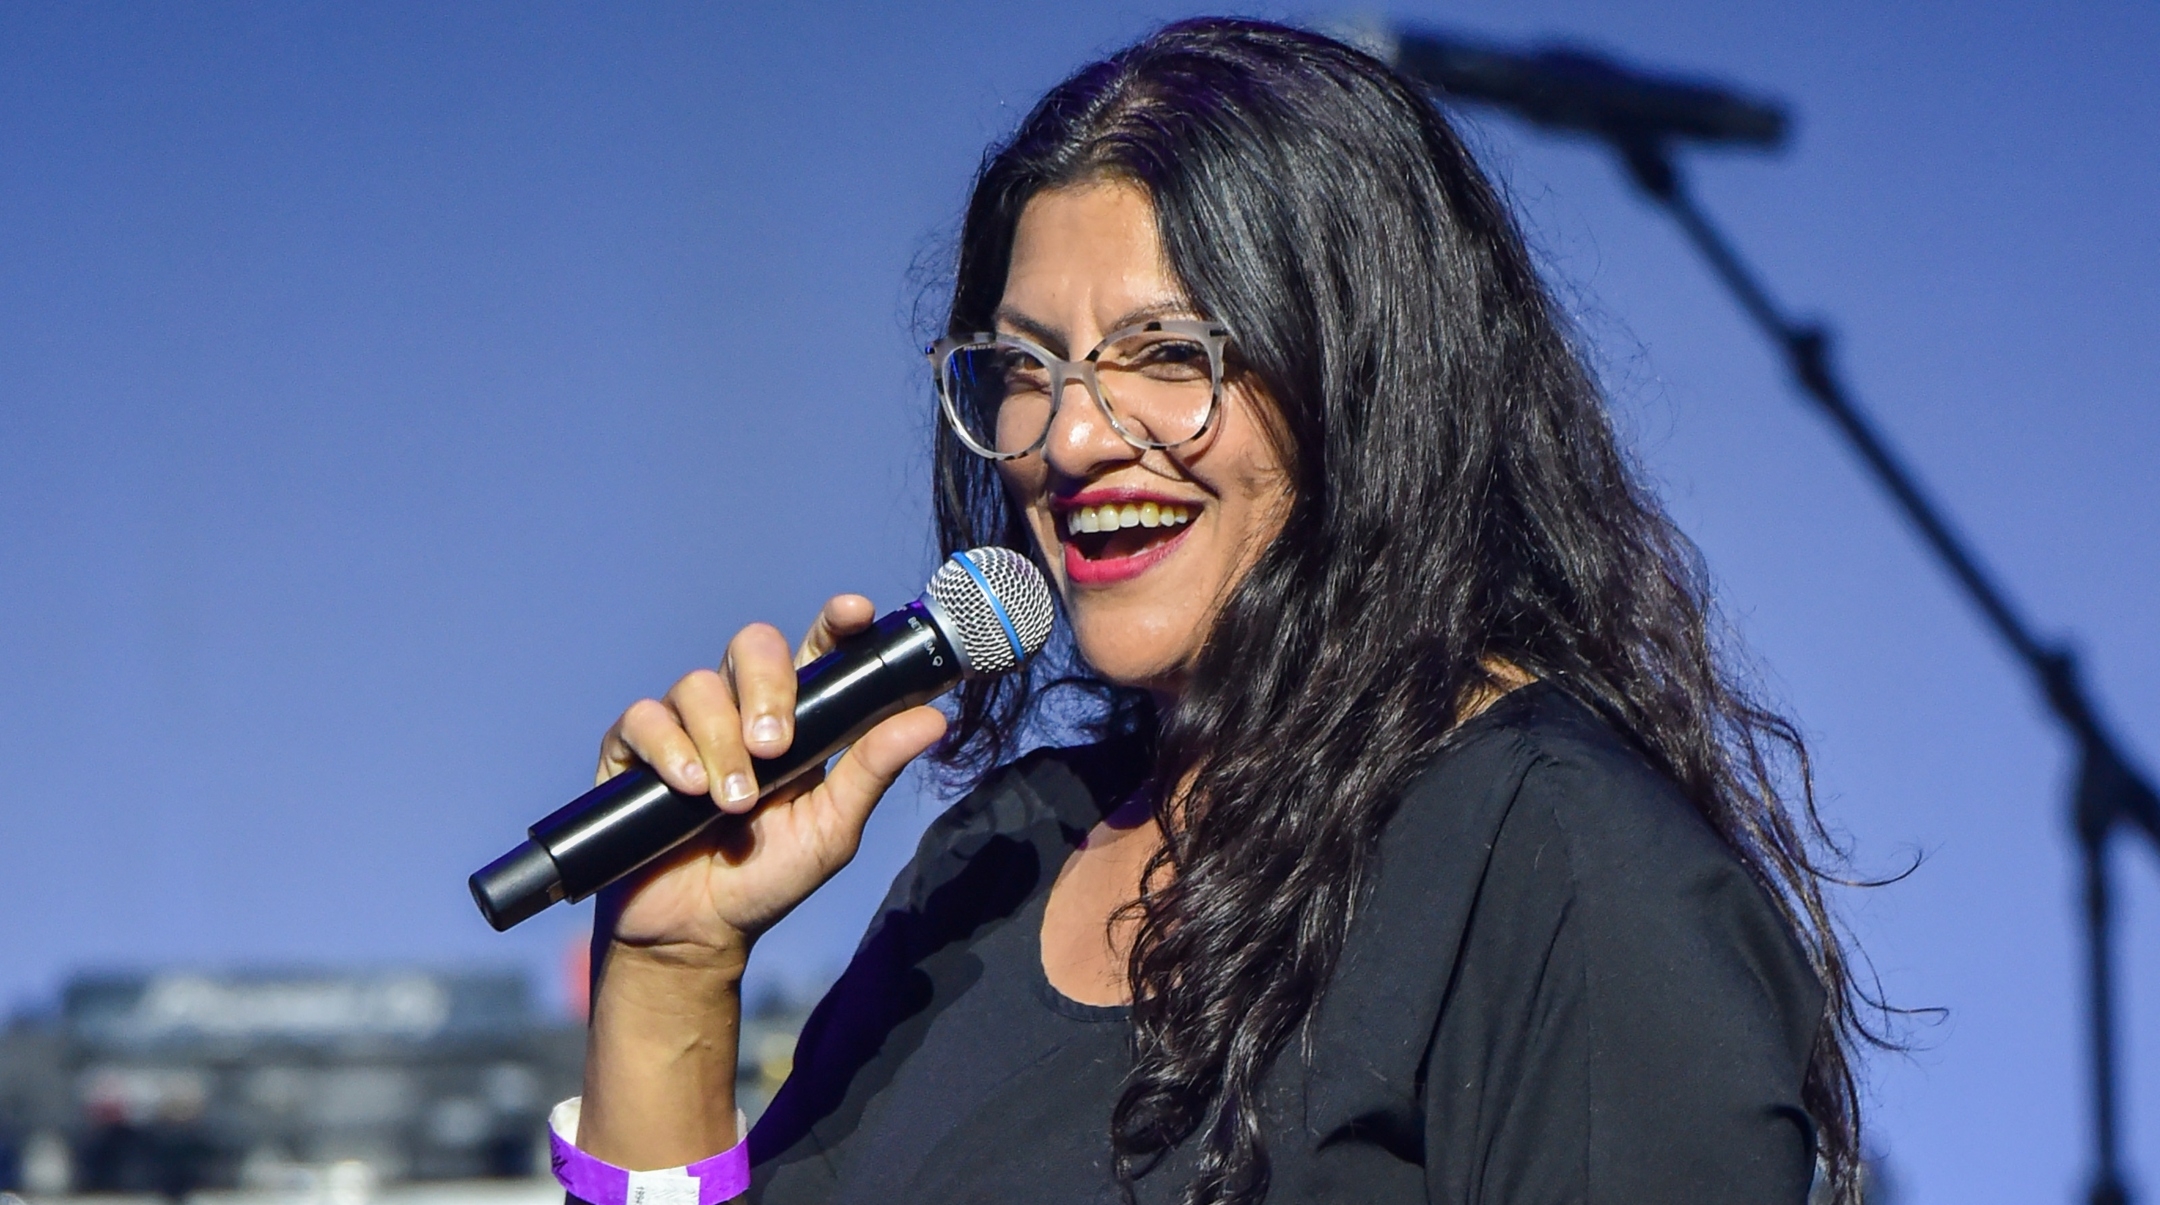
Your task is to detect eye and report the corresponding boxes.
[1120,338,1210,381]
[999,352,1051,393]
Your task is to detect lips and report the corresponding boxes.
[1054,490,1201,587]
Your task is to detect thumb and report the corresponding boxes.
[814,706,949,827]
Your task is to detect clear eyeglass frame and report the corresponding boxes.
[928,318,1235,461]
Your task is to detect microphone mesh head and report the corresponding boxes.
[925,546,1055,676]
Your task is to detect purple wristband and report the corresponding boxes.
[549,1098,751,1205]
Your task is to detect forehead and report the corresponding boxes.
[1000,180,1183,336]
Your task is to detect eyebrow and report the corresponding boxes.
[991,299,1196,354]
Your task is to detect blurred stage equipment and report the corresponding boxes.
[0,967,818,1196]
[0,970,583,1195]
[1383,24,2160,1205]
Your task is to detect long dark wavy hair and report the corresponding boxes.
[929,18,1873,1205]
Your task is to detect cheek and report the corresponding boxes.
[1227,469,1295,556]
[1186,385,1294,539]
[992,455,1039,501]
[994,459,1062,564]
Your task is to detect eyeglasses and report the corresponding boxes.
[929,318,1233,461]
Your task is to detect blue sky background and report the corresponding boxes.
[1,3,2154,1200]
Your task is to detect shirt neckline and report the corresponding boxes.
[1019,686,1556,1027]
[1027,845,1134,1024]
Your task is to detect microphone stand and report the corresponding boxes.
[1605,132,2160,1205]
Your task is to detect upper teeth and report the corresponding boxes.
[1066,502,1194,535]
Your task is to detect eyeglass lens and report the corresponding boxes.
[943,330,1216,455]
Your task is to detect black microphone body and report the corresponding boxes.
[470,601,962,930]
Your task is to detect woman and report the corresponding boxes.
[562,19,1868,1205]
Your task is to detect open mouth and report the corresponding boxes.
[1049,496,1192,583]
[1063,500,1195,561]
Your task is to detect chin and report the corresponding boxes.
[1068,614,1190,693]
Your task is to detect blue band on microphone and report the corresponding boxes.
[951,550,1024,663]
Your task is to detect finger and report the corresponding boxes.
[665,669,758,812]
[597,720,640,783]
[726,623,800,760]
[795,594,876,668]
[613,696,712,797]
[814,705,949,834]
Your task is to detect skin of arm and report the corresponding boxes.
[570,596,946,1172]
[578,938,749,1169]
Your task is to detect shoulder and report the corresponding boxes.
[1381,686,1828,1200]
[872,735,1148,920]
[1468,683,1745,908]
[1408,684,1826,1117]
[1384,682,1776,930]
[1452,685,1821,1039]
[1311,683,1822,1111]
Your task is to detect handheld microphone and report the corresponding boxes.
[468,547,1055,931]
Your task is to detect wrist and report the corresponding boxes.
[591,941,750,1035]
[582,944,745,1168]
[604,937,752,982]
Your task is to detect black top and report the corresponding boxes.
[746,683,1825,1203]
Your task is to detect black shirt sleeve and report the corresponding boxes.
[1420,735,1824,1204]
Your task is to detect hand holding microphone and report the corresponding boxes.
[583,592,945,960]
[468,548,1055,957]
[468,549,1047,1171]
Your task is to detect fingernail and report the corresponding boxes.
[679,761,707,791]
[723,772,756,803]
[750,715,785,745]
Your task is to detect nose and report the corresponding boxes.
[1040,369,1140,480]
